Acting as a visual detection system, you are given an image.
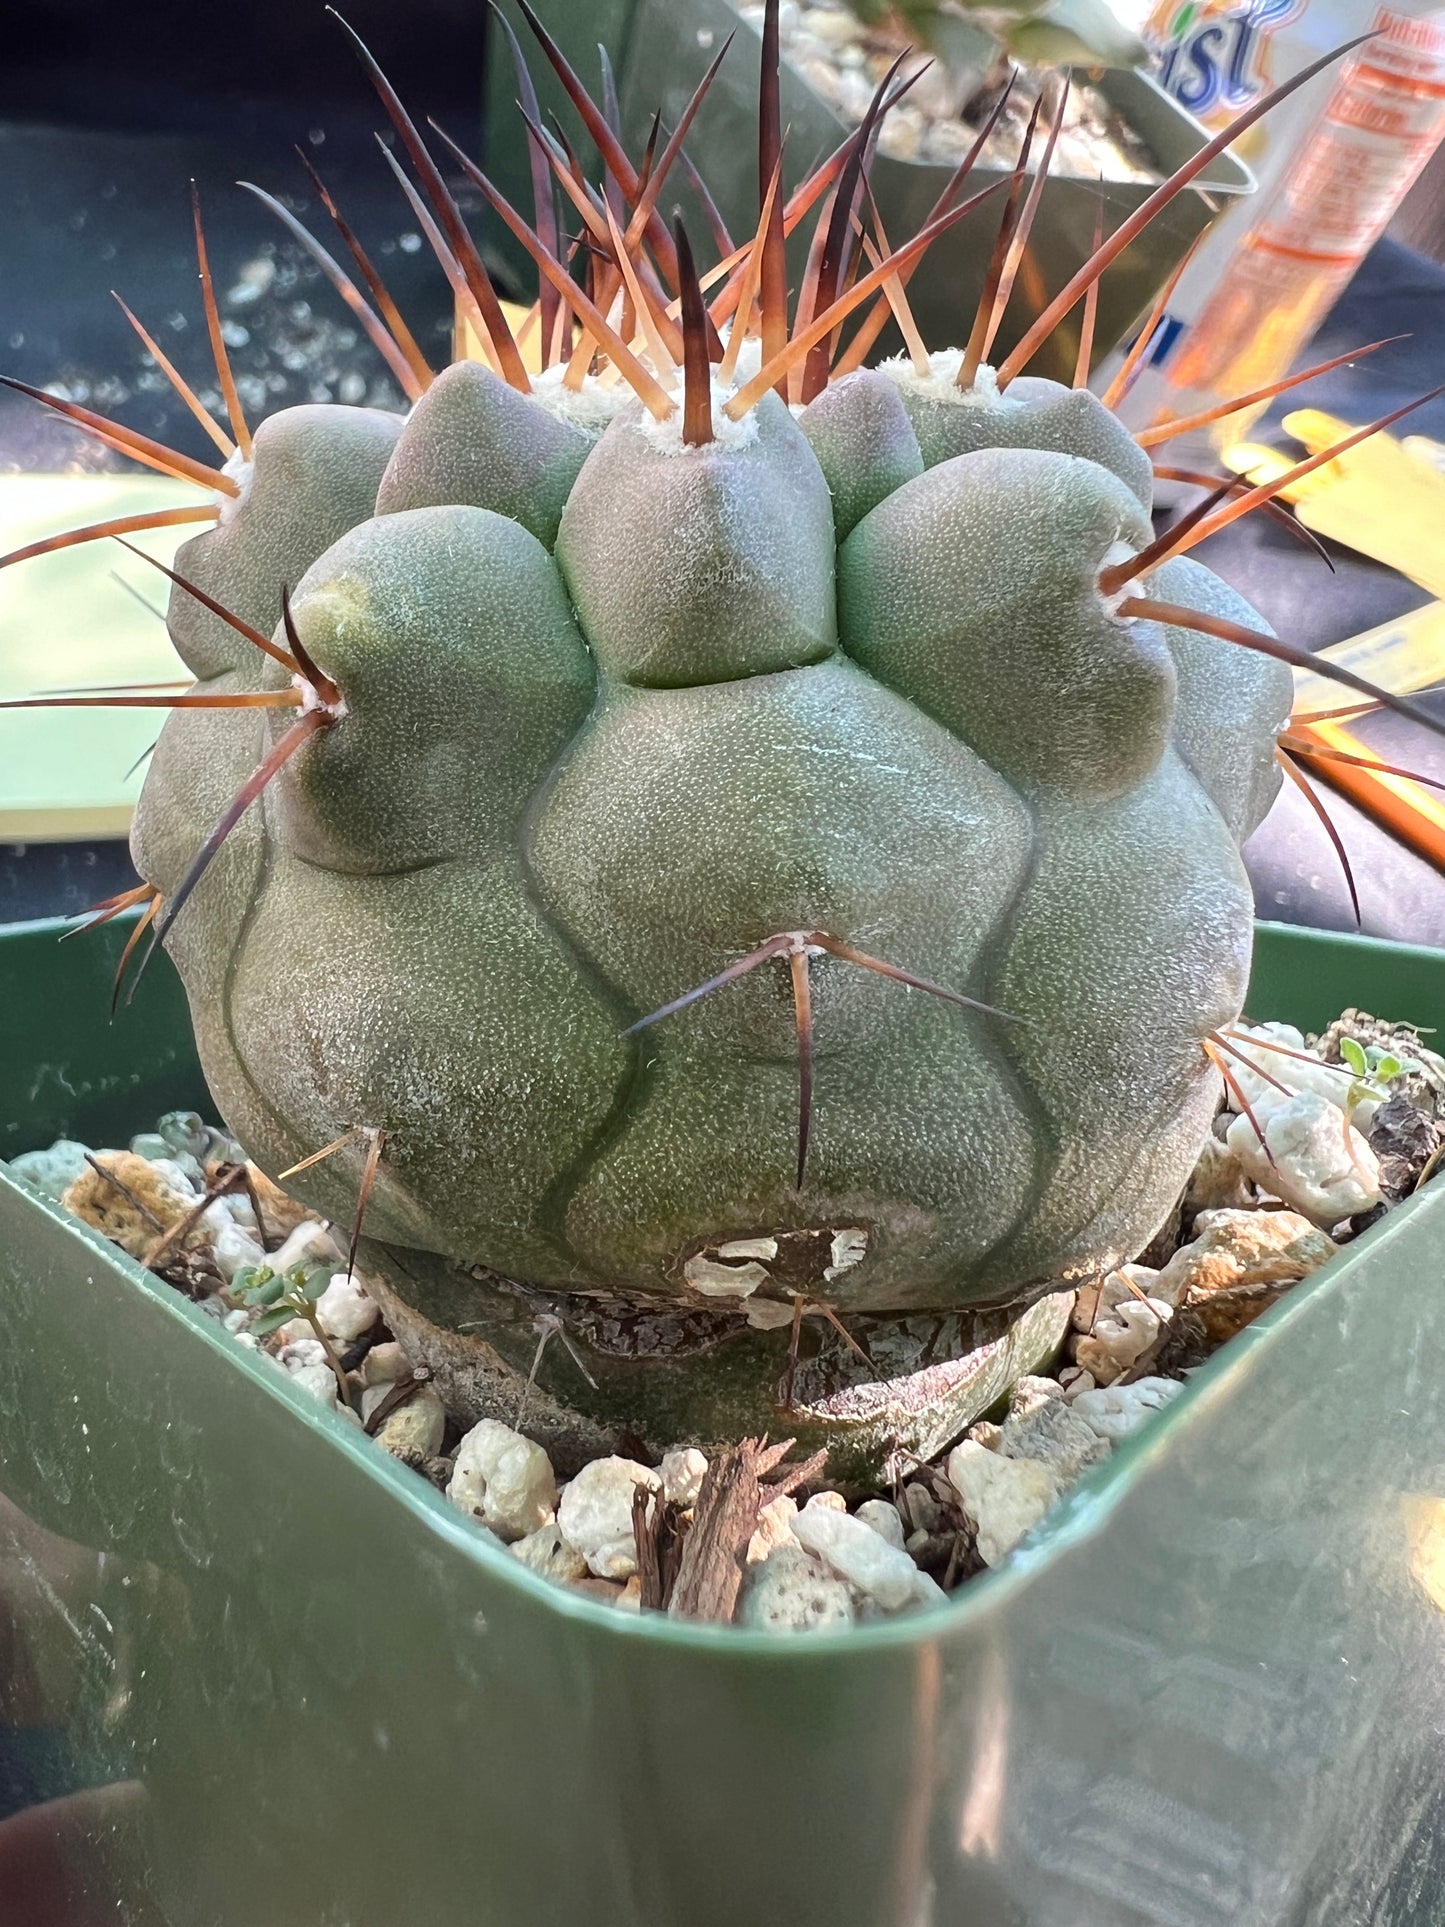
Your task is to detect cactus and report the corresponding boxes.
[4,10,1437,1474]
[838,0,1148,76]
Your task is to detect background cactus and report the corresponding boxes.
[4,10,1434,1472]
[837,0,1148,77]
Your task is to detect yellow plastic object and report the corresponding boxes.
[454,296,560,373]
[1224,409,1445,598]
[0,476,201,841]
[1288,712,1445,878]
[1291,598,1445,717]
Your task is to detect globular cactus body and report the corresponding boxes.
[133,361,1288,1334]
[19,10,1391,1466]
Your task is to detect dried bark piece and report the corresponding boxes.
[668,1438,827,1623]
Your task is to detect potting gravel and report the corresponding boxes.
[9,1008,1443,1632]
[732,2,1160,180]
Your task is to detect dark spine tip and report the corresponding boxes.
[675,216,713,447]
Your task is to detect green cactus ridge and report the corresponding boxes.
[131,357,1291,1348]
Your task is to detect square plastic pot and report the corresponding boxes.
[1,914,1444,1927]
[482,0,1251,383]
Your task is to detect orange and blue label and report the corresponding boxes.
[1152,0,1307,119]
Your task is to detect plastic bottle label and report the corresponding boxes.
[1118,0,1445,450]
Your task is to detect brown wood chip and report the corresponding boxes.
[667,1437,827,1623]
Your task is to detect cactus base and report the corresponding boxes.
[359,1239,1072,1482]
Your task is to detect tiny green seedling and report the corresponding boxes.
[1340,1035,1409,1115]
[233,1263,354,1409]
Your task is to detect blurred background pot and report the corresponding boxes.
[482,0,1252,381]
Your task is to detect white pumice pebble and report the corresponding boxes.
[510,1523,588,1584]
[854,1499,907,1549]
[1226,1022,1379,1126]
[791,1500,921,1610]
[997,1397,1110,1481]
[315,1272,379,1342]
[7,1138,92,1202]
[900,1483,943,1536]
[1071,1377,1183,1444]
[363,1383,446,1460]
[209,1219,268,1284]
[288,1362,341,1408]
[1073,1263,1166,1326]
[449,1420,559,1545]
[747,1493,799,1564]
[946,1441,1061,1568]
[147,1156,200,1198]
[360,1341,408,1387]
[660,1447,709,1509]
[1005,1373,1067,1417]
[555,1457,659,1578]
[740,1543,856,1633]
[1072,1295,1172,1386]
[269,1220,344,1275]
[911,1568,948,1609]
[277,1337,327,1373]
[1226,1088,1381,1227]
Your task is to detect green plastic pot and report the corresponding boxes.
[482,0,1251,383]
[1,912,1444,1926]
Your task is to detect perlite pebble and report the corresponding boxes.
[792,1495,920,1611]
[510,1522,589,1584]
[740,1543,856,1633]
[556,1457,660,1579]
[1070,1376,1182,1443]
[363,1383,446,1460]
[449,1420,558,1544]
[314,1272,379,1342]
[6,1138,93,1202]
[269,1220,344,1275]
[855,1499,906,1549]
[1226,1088,1381,1227]
[660,1446,708,1509]
[946,1441,1060,1568]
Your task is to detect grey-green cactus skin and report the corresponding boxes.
[132,360,1289,1436]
